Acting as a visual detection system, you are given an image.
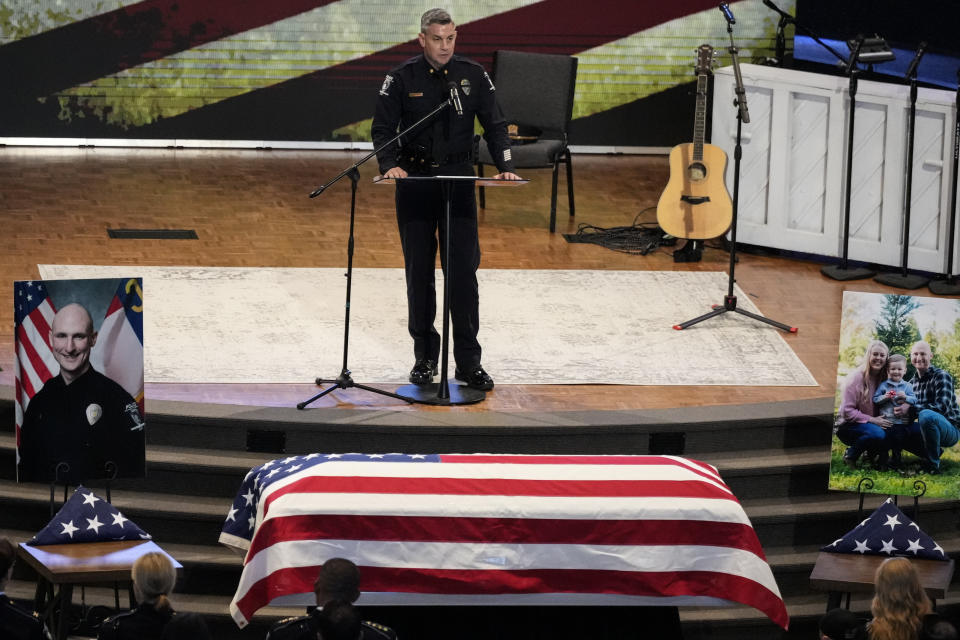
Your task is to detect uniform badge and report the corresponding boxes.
[460,78,471,96]
[379,74,394,97]
[86,403,102,426]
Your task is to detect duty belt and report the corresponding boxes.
[431,151,472,167]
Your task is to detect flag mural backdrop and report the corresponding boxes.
[0,0,794,146]
[219,453,788,630]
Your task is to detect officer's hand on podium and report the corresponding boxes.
[493,172,522,180]
[384,167,408,179]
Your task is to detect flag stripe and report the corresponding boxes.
[263,493,752,527]
[263,475,738,503]
[247,513,766,558]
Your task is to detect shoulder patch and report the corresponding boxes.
[125,402,145,431]
[379,74,394,97]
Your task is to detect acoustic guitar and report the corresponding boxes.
[656,44,733,240]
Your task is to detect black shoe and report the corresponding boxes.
[455,365,494,391]
[409,359,438,385]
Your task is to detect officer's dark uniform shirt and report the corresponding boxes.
[0,593,49,640]
[98,603,173,640]
[266,609,398,640]
[19,368,145,484]
[372,54,515,175]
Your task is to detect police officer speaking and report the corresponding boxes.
[372,7,521,392]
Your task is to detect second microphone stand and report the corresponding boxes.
[675,23,796,334]
[929,68,960,296]
[297,99,455,410]
[875,43,930,289]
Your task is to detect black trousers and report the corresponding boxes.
[395,163,482,370]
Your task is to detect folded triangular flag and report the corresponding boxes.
[821,498,946,560]
[27,486,151,545]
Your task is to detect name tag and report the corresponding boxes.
[408,92,424,97]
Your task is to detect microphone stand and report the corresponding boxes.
[674,16,796,333]
[762,0,848,65]
[875,42,929,289]
[298,98,455,410]
[821,36,878,280]
[929,67,960,295]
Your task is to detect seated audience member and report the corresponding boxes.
[865,557,931,640]
[0,538,50,640]
[99,552,178,640]
[820,607,866,640]
[160,612,211,640]
[266,558,396,640]
[922,614,959,640]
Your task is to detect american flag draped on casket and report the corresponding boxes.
[219,453,788,629]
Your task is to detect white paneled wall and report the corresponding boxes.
[711,64,956,272]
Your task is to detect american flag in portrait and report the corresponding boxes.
[822,498,947,561]
[220,453,788,630]
[14,281,58,470]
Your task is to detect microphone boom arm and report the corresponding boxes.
[309,97,454,197]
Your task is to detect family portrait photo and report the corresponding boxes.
[830,291,960,499]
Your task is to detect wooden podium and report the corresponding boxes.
[376,175,527,405]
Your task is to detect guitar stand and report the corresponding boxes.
[674,23,796,334]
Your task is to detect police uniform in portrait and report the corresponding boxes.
[18,368,145,484]
[0,594,50,640]
[371,49,515,388]
[266,609,398,640]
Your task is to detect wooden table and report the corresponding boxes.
[17,540,181,640]
[809,552,955,610]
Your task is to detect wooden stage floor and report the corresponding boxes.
[0,146,948,414]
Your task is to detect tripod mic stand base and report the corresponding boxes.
[929,278,960,296]
[396,381,485,406]
[873,272,929,289]
[297,371,413,409]
[821,264,875,281]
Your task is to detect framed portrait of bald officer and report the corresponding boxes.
[14,278,145,484]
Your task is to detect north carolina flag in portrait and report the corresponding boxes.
[13,281,59,468]
[92,278,144,415]
[821,498,947,561]
[27,486,150,545]
[219,453,788,630]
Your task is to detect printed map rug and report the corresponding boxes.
[38,265,816,386]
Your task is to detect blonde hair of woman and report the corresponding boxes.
[869,557,931,640]
[132,552,177,613]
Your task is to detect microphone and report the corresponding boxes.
[719,2,735,25]
[761,0,793,22]
[904,41,927,79]
[448,81,463,116]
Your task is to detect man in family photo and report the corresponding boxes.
[897,341,960,475]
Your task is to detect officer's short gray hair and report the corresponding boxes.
[420,8,453,32]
